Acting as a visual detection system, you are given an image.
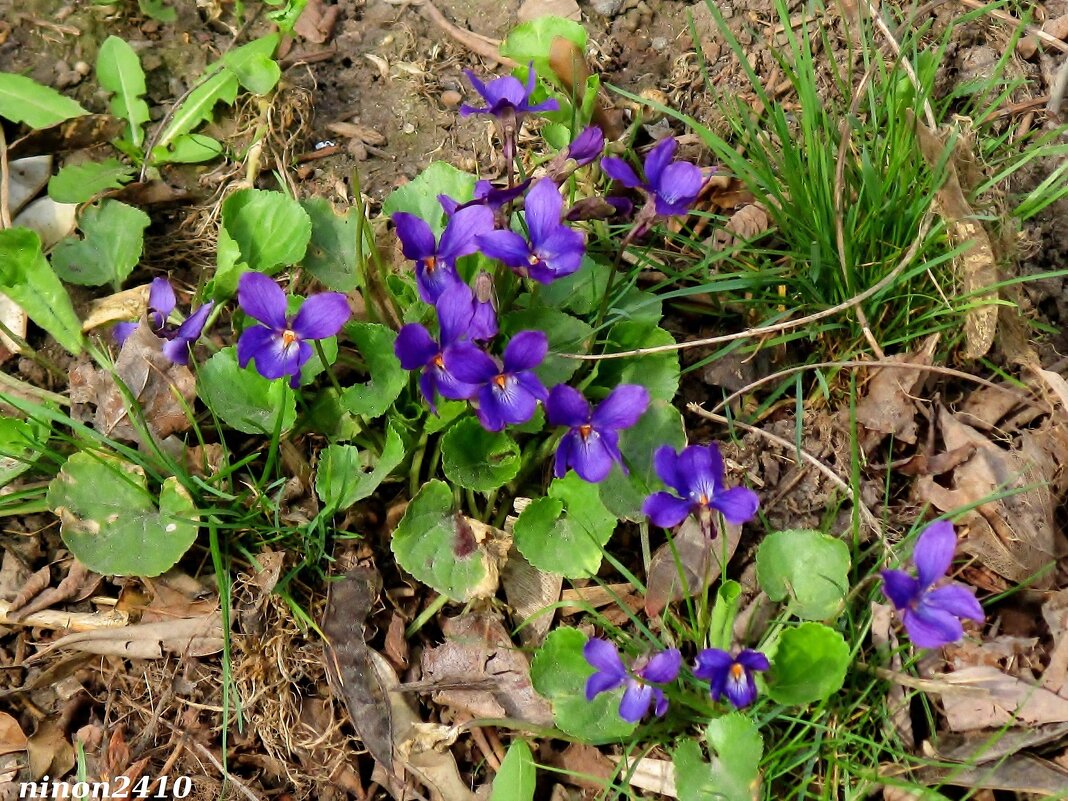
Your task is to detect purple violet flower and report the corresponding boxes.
[394,283,483,410]
[236,272,350,388]
[114,277,213,365]
[881,520,985,649]
[601,136,704,217]
[460,64,560,165]
[477,178,585,284]
[393,205,494,303]
[693,648,770,709]
[546,384,650,483]
[547,126,606,181]
[642,443,759,534]
[470,270,498,341]
[446,331,549,431]
[584,638,681,722]
[439,180,531,218]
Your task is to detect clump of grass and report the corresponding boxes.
[621,0,1068,381]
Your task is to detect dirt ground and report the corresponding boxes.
[2,0,1068,798]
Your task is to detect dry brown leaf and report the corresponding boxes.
[26,612,223,661]
[855,337,938,452]
[1042,590,1068,695]
[26,721,75,781]
[645,517,742,616]
[421,613,554,726]
[8,560,95,621]
[546,743,616,791]
[293,0,340,43]
[7,564,50,615]
[607,756,677,796]
[81,284,150,332]
[914,118,997,359]
[936,666,1068,731]
[932,721,1068,764]
[322,566,393,772]
[918,753,1068,794]
[915,406,1064,586]
[712,203,770,251]
[870,602,913,745]
[69,321,197,444]
[501,546,561,646]
[0,712,27,756]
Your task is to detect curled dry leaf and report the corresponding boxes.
[501,546,561,646]
[914,117,998,360]
[915,406,1065,586]
[1042,590,1068,695]
[917,753,1068,795]
[7,559,94,622]
[936,666,1068,732]
[0,712,27,756]
[607,756,677,797]
[421,613,554,726]
[69,321,197,444]
[294,0,341,43]
[25,612,223,661]
[321,566,393,771]
[854,335,938,453]
[81,284,150,332]
[645,517,742,616]
[710,203,770,251]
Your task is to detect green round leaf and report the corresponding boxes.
[591,322,679,402]
[390,480,494,601]
[530,627,635,743]
[441,418,521,492]
[514,473,616,578]
[499,17,587,88]
[598,400,686,520]
[199,347,296,435]
[51,200,150,288]
[47,452,198,577]
[489,740,536,801]
[220,188,311,277]
[382,162,475,236]
[48,159,136,204]
[756,530,851,620]
[339,322,406,418]
[315,423,405,510]
[767,622,850,706]
[301,197,359,291]
[500,309,592,385]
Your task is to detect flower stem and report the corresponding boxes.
[313,339,343,395]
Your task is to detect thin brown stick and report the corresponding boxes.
[563,209,936,361]
[189,741,265,801]
[416,0,517,68]
[705,359,1047,418]
[685,405,884,538]
[862,0,937,129]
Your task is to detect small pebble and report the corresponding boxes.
[651,36,668,50]
[347,139,368,160]
[56,70,83,89]
[441,89,462,108]
[592,0,624,15]
[74,61,90,76]
[402,122,416,134]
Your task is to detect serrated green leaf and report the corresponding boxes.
[46,452,198,577]
[220,188,311,278]
[48,158,135,203]
[0,73,88,128]
[500,308,592,385]
[390,480,494,601]
[199,347,296,435]
[530,628,635,743]
[97,36,151,148]
[767,622,850,706]
[490,740,536,801]
[381,162,475,236]
[51,200,150,288]
[339,322,406,418]
[0,228,83,355]
[223,34,281,95]
[315,423,405,510]
[756,530,851,620]
[514,473,616,578]
[152,68,239,156]
[674,740,717,801]
[591,322,679,402]
[442,419,520,492]
[598,400,686,520]
[301,197,359,291]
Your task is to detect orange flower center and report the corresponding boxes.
[432,354,445,368]
[578,424,593,440]
[493,374,508,389]
[730,663,745,681]
[281,329,298,346]
[423,256,437,272]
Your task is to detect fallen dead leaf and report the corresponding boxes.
[0,712,27,756]
[294,0,340,43]
[322,566,394,771]
[855,336,938,453]
[546,742,616,792]
[607,755,677,796]
[6,564,50,615]
[12,195,77,250]
[0,292,28,363]
[931,721,1068,765]
[914,117,998,359]
[1042,590,1068,695]
[711,203,770,251]
[81,284,150,332]
[421,613,554,726]
[915,406,1065,586]
[501,546,561,646]
[936,666,1068,731]
[26,720,75,781]
[917,753,1068,794]
[69,321,197,444]
[7,559,95,621]
[26,612,223,661]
